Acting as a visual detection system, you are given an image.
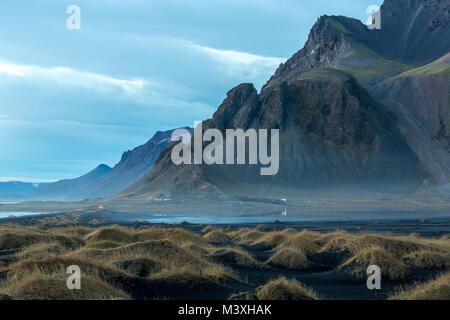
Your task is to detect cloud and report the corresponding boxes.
[0,60,150,94]
[184,41,286,79]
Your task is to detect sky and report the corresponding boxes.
[0,0,383,182]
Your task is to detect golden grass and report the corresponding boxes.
[389,273,450,300]
[0,232,84,251]
[149,264,237,288]
[402,250,450,270]
[339,247,409,280]
[209,247,262,269]
[113,257,162,277]
[0,272,130,300]
[266,248,309,270]
[73,240,209,271]
[204,230,231,244]
[85,240,122,249]
[255,278,318,300]
[251,232,289,248]
[281,234,321,254]
[0,223,449,300]
[227,228,266,245]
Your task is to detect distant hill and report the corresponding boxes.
[70,128,192,200]
[31,164,111,201]
[0,181,47,201]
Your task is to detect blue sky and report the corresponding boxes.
[0,0,382,182]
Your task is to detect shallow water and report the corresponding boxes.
[111,212,450,225]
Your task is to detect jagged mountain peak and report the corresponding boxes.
[263,15,369,90]
[264,0,450,90]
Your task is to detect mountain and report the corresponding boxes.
[112,0,448,203]
[264,0,450,89]
[373,0,450,64]
[263,0,450,185]
[69,128,192,200]
[0,181,47,201]
[31,164,111,201]
[370,53,450,184]
[116,69,424,201]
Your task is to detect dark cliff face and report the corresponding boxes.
[211,69,423,191]
[376,0,450,64]
[118,69,424,200]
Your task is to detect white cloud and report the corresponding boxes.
[0,60,150,94]
[184,41,286,79]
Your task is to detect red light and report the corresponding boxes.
[98,205,104,210]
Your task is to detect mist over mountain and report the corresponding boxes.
[0,181,47,201]
[31,164,112,201]
[110,0,448,204]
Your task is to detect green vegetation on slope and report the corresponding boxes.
[397,53,450,77]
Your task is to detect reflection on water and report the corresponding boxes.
[0,201,19,204]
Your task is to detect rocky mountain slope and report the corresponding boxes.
[370,53,450,184]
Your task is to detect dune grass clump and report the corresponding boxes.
[266,248,309,270]
[74,239,209,271]
[0,273,130,300]
[85,240,122,249]
[149,264,238,290]
[339,247,409,280]
[86,226,137,244]
[282,233,321,254]
[114,257,163,277]
[402,251,450,270]
[251,232,289,249]
[209,248,261,269]
[255,278,318,300]
[228,229,266,245]
[204,230,231,244]
[15,242,67,260]
[0,232,84,251]
[152,229,209,248]
[389,273,450,300]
